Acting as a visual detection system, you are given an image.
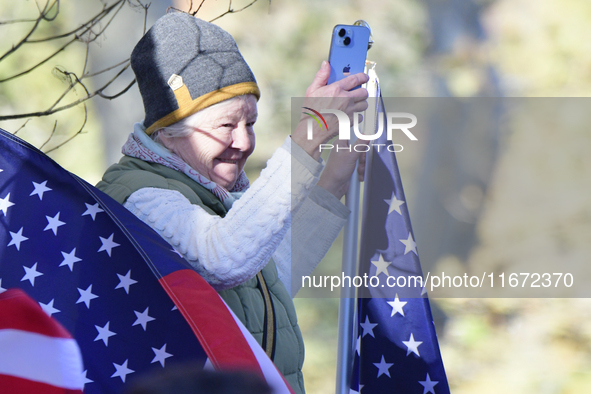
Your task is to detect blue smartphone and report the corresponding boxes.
[327,24,370,84]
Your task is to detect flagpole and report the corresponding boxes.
[335,59,379,394]
[335,166,361,394]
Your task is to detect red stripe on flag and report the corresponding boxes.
[0,374,82,394]
[159,269,263,375]
[0,289,71,338]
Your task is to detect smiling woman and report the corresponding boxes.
[154,95,257,190]
[96,10,368,394]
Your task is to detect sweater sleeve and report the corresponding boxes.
[273,184,350,296]
[123,137,322,291]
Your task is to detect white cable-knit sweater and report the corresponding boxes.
[123,137,349,296]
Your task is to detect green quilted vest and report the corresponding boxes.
[96,156,306,394]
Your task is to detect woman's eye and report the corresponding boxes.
[246,121,256,127]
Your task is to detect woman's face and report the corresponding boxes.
[162,95,257,190]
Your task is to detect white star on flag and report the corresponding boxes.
[399,232,418,255]
[419,373,439,394]
[421,280,428,296]
[82,202,104,221]
[360,316,378,338]
[21,262,43,286]
[115,270,138,294]
[373,355,394,378]
[151,344,173,367]
[387,294,407,317]
[0,193,15,216]
[94,321,116,346]
[8,227,28,250]
[44,212,66,235]
[98,233,120,257]
[133,307,155,331]
[82,370,93,385]
[171,248,183,258]
[402,333,423,357]
[111,360,134,383]
[384,191,405,215]
[371,254,391,277]
[29,180,51,200]
[0,279,5,294]
[76,285,99,308]
[60,248,82,271]
[39,299,60,316]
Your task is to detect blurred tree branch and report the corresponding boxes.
[0,0,265,151]
[0,0,147,116]
[208,0,262,22]
[170,0,269,21]
[0,0,149,151]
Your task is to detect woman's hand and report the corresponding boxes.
[317,139,366,200]
[292,61,369,160]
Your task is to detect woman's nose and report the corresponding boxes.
[231,125,253,151]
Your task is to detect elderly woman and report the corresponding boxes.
[97,12,368,394]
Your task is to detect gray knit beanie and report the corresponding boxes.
[131,12,260,135]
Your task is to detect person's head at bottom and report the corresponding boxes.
[125,365,272,394]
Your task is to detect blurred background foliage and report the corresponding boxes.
[1,0,591,393]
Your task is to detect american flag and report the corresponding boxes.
[0,287,85,393]
[0,128,292,394]
[349,98,449,393]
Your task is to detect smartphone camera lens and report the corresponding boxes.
[344,36,351,46]
[338,28,346,37]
